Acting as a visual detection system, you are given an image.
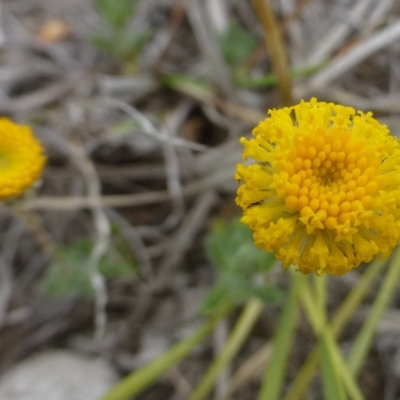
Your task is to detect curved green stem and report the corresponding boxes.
[100,311,229,400]
[324,328,364,400]
[189,299,264,400]
[284,259,385,400]
[348,248,400,376]
[314,274,327,325]
[302,275,365,400]
[312,275,346,400]
[319,332,346,400]
[306,273,365,398]
[258,271,301,400]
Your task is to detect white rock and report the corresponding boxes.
[0,350,117,400]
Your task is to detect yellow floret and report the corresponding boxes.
[0,118,46,199]
[236,98,400,275]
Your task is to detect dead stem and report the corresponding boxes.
[252,0,293,105]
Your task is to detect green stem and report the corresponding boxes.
[312,275,346,400]
[258,271,301,400]
[314,274,327,326]
[237,63,325,88]
[284,259,385,400]
[319,332,346,400]
[189,299,264,400]
[302,275,361,399]
[324,328,364,400]
[100,312,228,400]
[348,248,400,376]
[331,260,386,336]
[299,275,319,331]
[302,275,366,400]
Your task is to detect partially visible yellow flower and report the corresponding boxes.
[0,118,45,200]
[236,98,400,275]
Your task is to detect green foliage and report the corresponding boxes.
[95,0,139,30]
[163,74,213,93]
[219,21,323,88]
[93,0,150,65]
[237,63,326,88]
[41,238,136,300]
[92,31,151,62]
[220,22,257,67]
[106,119,141,136]
[202,218,280,315]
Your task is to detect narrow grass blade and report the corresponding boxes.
[258,272,301,400]
[348,248,400,376]
[284,259,386,400]
[189,299,264,400]
[320,333,346,400]
[100,312,228,400]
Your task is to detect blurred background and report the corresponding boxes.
[0,0,400,399]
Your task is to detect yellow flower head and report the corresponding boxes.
[236,98,400,275]
[0,118,46,200]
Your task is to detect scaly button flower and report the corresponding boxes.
[235,98,400,275]
[0,118,46,200]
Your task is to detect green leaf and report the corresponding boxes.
[202,218,280,314]
[92,29,152,63]
[206,219,276,274]
[92,35,118,56]
[107,120,141,137]
[95,0,139,30]
[116,31,153,59]
[236,63,326,89]
[219,22,257,67]
[40,238,136,300]
[201,285,231,315]
[163,74,213,93]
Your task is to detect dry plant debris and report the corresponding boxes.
[0,0,399,399]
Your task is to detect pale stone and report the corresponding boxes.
[0,350,117,400]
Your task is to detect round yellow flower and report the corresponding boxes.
[0,118,46,200]
[235,98,400,275]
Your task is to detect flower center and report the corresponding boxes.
[0,150,12,168]
[275,128,382,232]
